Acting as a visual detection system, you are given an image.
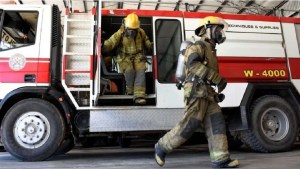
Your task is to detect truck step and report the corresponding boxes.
[97,94,156,106]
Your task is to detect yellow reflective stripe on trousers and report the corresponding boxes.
[210,150,229,160]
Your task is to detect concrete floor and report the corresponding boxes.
[0,143,300,169]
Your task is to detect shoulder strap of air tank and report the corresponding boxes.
[194,40,206,52]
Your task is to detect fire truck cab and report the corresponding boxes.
[1,4,300,161]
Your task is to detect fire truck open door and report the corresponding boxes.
[95,14,155,106]
[153,16,185,108]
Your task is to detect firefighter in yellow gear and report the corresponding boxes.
[154,16,240,168]
[102,13,152,104]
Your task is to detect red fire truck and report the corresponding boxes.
[1,3,300,161]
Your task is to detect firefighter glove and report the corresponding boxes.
[217,78,227,93]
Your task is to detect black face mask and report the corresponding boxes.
[211,26,226,44]
[125,29,137,39]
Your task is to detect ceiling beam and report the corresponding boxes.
[237,0,254,14]
[265,0,289,16]
[218,0,262,15]
[194,0,204,12]
[63,0,67,8]
[289,11,299,17]
[215,0,229,13]
[137,0,141,10]
[83,0,87,13]
[174,0,181,11]
[184,3,189,12]
[118,2,123,9]
[289,8,300,17]
[155,0,161,10]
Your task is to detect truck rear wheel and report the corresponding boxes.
[0,145,5,152]
[55,136,74,155]
[239,95,298,152]
[1,98,65,161]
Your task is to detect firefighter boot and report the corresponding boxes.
[126,86,133,95]
[135,98,146,105]
[154,143,166,167]
[211,159,240,168]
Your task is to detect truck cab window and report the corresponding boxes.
[155,19,182,83]
[0,11,38,50]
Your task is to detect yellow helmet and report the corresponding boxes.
[195,16,228,37]
[124,13,140,29]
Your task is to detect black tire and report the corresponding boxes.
[1,98,65,161]
[239,95,298,152]
[55,136,74,155]
[0,146,5,152]
[227,132,243,150]
[0,140,5,152]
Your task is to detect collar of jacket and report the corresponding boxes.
[201,37,216,49]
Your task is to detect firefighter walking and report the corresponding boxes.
[154,16,240,168]
[102,13,152,105]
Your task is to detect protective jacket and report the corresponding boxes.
[102,25,152,61]
[183,38,225,100]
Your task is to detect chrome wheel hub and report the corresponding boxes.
[261,108,289,141]
[14,112,50,149]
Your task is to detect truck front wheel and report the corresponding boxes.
[240,95,298,152]
[1,98,65,161]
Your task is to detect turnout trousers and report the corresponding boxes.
[118,55,146,99]
[158,97,230,163]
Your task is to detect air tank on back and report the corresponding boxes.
[175,41,193,89]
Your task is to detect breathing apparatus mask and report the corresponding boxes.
[125,28,137,39]
[209,25,226,44]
